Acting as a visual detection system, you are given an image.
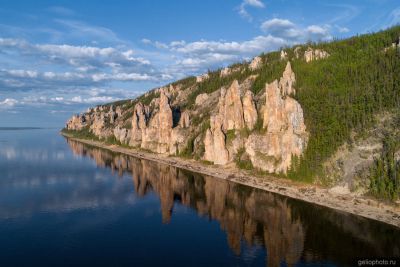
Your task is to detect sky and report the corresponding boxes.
[0,0,399,127]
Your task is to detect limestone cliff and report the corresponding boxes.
[200,62,307,172]
[204,115,230,164]
[304,47,330,62]
[246,77,307,173]
[65,57,308,174]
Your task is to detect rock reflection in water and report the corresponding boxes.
[66,138,400,267]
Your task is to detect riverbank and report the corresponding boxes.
[61,132,400,228]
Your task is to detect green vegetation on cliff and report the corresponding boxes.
[369,133,400,200]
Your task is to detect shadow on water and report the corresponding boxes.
[65,138,400,267]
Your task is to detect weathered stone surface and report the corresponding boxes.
[114,126,130,144]
[195,93,209,106]
[66,114,86,130]
[116,106,122,117]
[141,90,173,154]
[219,80,245,131]
[279,61,296,96]
[66,54,307,175]
[249,56,262,70]
[169,128,186,155]
[126,89,190,155]
[280,50,287,60]
[196,73,209,82]
[246,68,307,173]
[220,66,240,77]
[304,47,330,62]
[242,90,258,130]
[294,47,301,59]
[130,102,148,147]
[90,113,106,136]
[204,115,229,164]
[179,110,190,128]
[220,67,231,77]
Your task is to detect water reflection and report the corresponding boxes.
[66,138,400,266]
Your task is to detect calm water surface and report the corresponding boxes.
[0,129,399,267]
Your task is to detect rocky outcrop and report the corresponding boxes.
[127,89,189,155]
[280,50,287,60]
[195,93,209,106]
[220,66,240,77]
[90,113,107,136]
[66,57,307,175]
[219,80,245,131]
[304,47,330,62]
[204,78,260,164]
[196,73,209,83]
[242,91,258,130]
[66,114,86,130]
[245,64,307,173]
[113,126,130,144]
[179,110,190,128]
[204,115,229,164]
[294,47,301,59]
[129,102,149,147]
[141,90,173,153]
[249,56,262,70]
[279,62,296,96]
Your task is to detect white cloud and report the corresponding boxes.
[0,98,18,107]
[0,38,152,73]
[336,25,350,33]
[261,18,332,42]
[8,70,38,78]
[161,35,286,74]
[238,0,265,21]
[171,35,285,55]
[244,0,265,8]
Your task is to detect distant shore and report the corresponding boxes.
[0,127,43,130]
[61,132,400,228]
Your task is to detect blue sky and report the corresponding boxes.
[0,0,399,127]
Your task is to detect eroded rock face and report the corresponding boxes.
[66,58,307,175]
[242,91,258,130]
[196,73,209,83]
[130,102,149,147]
[90,113,106,136]
[294,47,301,59]
[128,90,189,155]
[204,115,229,164]
[220,66,240,77]
[195,93,209,106]
[66,114,86,130]
[246,68,307,173]
[249,56,262,70]
[219,80,245,131]
[279,62,296,96]
[304,47,330,62]
[114,126,130,144]
[179,110,190,128]
[280,50,288,60]
[141,90,173,154]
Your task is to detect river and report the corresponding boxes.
[0,129,398,266]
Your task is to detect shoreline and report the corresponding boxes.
[61,132,400,228]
